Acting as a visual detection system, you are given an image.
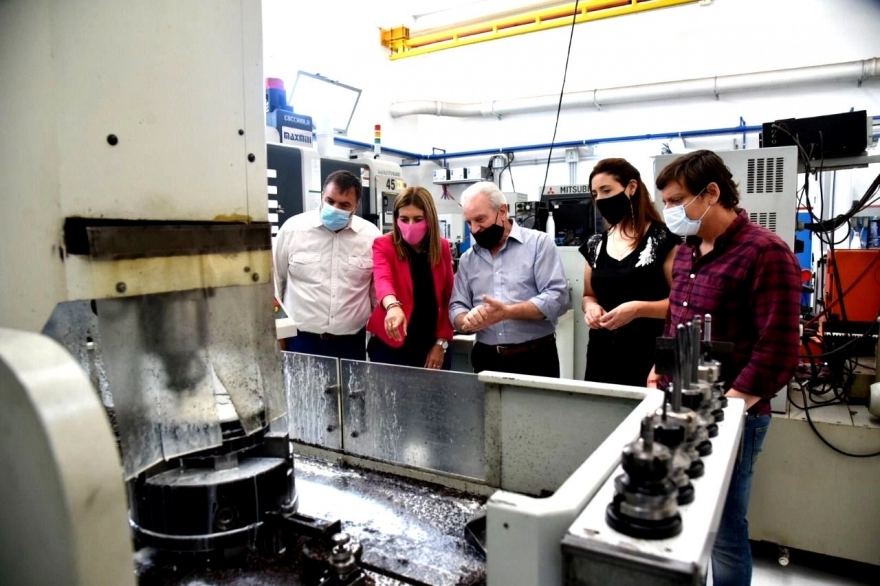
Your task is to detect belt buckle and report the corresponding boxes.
[495,344,508,354]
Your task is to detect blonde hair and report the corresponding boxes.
[392,186,443,265]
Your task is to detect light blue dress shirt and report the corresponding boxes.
[449,221,571,345]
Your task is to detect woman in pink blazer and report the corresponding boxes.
[367,186,455,369]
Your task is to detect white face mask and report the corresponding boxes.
[664,189,710,237]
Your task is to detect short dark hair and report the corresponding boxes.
[655,150,740,209]
[323,170,362,201]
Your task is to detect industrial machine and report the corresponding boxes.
[653,146,800,249]
[540,184,603,247]
[0,0,321,583]
[760,110,872,162]
[266,142,404,237]
[514,200,549,231]
[283,333,744,585]
[1,2,745,585]
[563,320,743,585]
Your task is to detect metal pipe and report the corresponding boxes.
[510,155,570,166]
[334,137,423,160]
[336,116,880,163]
[680,323,692,391]
[690,318,702,384]
[390,58,880,118]
[672,324,685,412]
[641,415,654,451]
[422,125,764,160]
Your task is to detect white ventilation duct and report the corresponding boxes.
[389,58,880,118]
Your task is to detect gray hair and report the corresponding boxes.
[461,181,506,210]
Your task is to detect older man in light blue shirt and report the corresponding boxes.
[449,182,570,377]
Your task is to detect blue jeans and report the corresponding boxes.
[711,413,771,586]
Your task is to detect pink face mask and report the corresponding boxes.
[397,218,429,245]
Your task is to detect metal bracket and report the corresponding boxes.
[265,511,342,541]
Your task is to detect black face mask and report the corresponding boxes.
[472,212,505,249]
[596,190,631,226]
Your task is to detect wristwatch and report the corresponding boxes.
[435,339,449,351]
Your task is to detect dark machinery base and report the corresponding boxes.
[697,440,713,457]
[129,419,296,554]
[676,482,695,506]
[605,504,682,540]
[687,458,705,479]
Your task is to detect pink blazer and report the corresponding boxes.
[367,234,455,348]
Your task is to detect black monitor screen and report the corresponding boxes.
[545,197,602,247]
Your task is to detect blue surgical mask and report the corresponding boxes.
[320,203,352,231]
[664,189,709,237]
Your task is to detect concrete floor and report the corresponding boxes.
[751,557,874,586]
[708,543,877,586]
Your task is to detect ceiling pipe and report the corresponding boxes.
[336,116,880,162]
[389,57,880,118]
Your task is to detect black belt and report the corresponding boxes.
[482,334,555,356]
[298,330,359,341]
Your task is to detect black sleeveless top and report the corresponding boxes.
[400,242,438,365]
[579,221,680,386]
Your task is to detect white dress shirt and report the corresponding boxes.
[274,210,380,335]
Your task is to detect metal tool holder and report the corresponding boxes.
[702,315,729,422]
[653,388,695,506]
[604,416,683,539]
[606,317,726,534]
[663,323,710,479]
[679,318,717,457]
[563,312,747,585]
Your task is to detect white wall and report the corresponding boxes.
[263,0,880,202]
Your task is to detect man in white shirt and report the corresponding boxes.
[274,170,380,360]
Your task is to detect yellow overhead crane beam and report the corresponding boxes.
[381,0,701,60]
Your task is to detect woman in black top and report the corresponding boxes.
[579,158,680,387]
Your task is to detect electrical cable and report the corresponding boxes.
[777,124,880,327]
[817,132,850,322]
[517,213,536,229]
[492,152,517,192]
[798,384,880,457]
[540,0,580,200]
[488,154,505,186]
[771,124,880,456]
[771,123,880,244]
[852,359,877,372]
[787,383,844,410]
[503,152,517,193]
[799,332,874,359]
[440,184,460,206]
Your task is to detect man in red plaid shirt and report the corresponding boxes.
[652,150,801,586]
